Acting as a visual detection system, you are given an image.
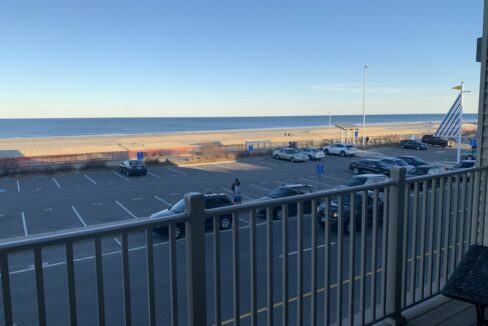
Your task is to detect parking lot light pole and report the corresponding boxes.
[328,112,332,143]
[362,64,368,146]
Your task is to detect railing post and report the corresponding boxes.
[385,167,407,325]
[185,193,207,326]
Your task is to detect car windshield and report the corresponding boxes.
[307,148,319,152]
[130,160,144,166]
[344,177,366,187]
[267,187,291,198]
[171,199,186,213]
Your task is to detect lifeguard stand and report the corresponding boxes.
[335,124,360,144]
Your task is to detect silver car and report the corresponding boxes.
[272,148,309,162]
[300,147,326,160]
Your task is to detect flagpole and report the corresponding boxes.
[457,82,464,163]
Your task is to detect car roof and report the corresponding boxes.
[353,174,387,178]
[278,183,311,189]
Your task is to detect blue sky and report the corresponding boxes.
[0,0,483,118]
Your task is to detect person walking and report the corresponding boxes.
[233,180,242,204]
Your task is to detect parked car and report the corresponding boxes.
[151,193,234,238]
[349,159,391,176]
[300,147,326,160]
[461,147,477,160]
[335,174,390,190]
[379,157,414,172]
[256,184,313,219]
[272,148,309,162]
[399,139,428,150]
[317,191,384,235]
[407,165,443,177]
[119,159,147,176]
[421,135,452,147]
[396,155,429,167]
[451,160,475,171]
[323,143,357,157]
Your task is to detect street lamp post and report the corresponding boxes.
[328,112,332,142]
[362,64,368,146]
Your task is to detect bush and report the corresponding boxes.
[80,160,107,170]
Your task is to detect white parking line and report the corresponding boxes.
[249,184,271,192]
[300,177,333,188]
[147,172,160,179]
[115,201,138,219]
[21,212,28,236]
[71,206,88,227]
[83,174,97,185]
[52,177,61,188]
[16,180,20,192]
[278,242,337,258]
[220,187,254,201]
[154,196,173,207]
[167,167,188,176]
[113,172,130,182]
[274,180,286,185]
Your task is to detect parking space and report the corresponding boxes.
[72,200,133,225]
[0,211,26,238]
[22,204,84,234]
[0,179,20,195]
[51,173,95,189]
[15,176,61,194]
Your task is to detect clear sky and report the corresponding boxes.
[0,0,484,118]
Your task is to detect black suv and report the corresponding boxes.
[396,156,429,167]
[151,193,234,238]
[119,159,147,176]
[349,159,390,176]
[421,135,450,147]
[256,184,313,219]
[317,191,384,235]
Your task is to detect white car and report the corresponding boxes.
[272,148,309,162]
[323,143,357,157]
[300,147,326,160]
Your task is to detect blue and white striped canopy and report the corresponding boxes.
[434,93,462,137]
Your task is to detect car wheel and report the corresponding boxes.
[220,216,232,230]
[274,209,283,220]
[308,155,313,160]
[290,157,295,162]
[467,155,473,160]
[126,170,131,177]
[174,224,183,239]
[401,145,405,149]
[353,167,360,175]
[275,155,280,160]
[324,149,329,155]
[340,151,346,157]
[416,146,421,150]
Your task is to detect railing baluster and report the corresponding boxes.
[250,209,257,326]
[213,216,221,326]
[233,212,240,326]
[169,224,179,326]
[66,241,77,326]
[359,190,367,325]
[282,204,289,326]
[427,178,436,297]
[371,189,379,321]
[324,197,331,326]
[381,186,389,317]
[95,236,105,326]
[0,253,13,326]
[410,182,419,303]
[347,192,356,326]
[443,177,452,284]
[311,199,318,326]
[297,201,304,326]
[435,177,445,293]
[34,247,46,326]
[401,184,410,307]
[451,175,460,272]
[337,194,344,326]
[419,180,428,300]
[458,173,467,259]
[266,207,273,326]
[481,170,488,246]
[467,170,477,246]
[145,228,155,326]
[121,232,131,326]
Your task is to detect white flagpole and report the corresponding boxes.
[457,82,464,163]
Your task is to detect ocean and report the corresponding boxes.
[0,114,478,139]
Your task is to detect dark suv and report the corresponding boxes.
[256,184,313,219]
[151,193,234,238]
[421,135,451,147]
[119,159,147,176]
[349,159,391,176]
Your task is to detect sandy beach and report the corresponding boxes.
[0,122,477,158]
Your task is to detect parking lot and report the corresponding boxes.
[0,146,459,324]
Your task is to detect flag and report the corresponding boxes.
[452,84,463,91]
[434,93,462,137]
